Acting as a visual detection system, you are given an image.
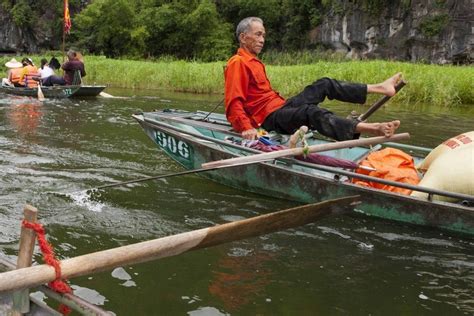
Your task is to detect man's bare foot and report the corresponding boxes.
[355,120,401,137]
[367,73,402,97]
[376,120,400,137]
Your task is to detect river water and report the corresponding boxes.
[0,89,473,315]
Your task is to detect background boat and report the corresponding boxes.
[0,84,79,98]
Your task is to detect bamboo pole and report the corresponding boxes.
[0,196,359,293]
[12,205,38,315]
[202,133,410,169]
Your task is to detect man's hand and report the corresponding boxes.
[242,128,258,140]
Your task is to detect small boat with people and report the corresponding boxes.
[133,109,474,236]
[0,83,106,98]
[1,53,106,99]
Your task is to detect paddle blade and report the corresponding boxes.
[99,91,114,98]
[37,85,45,101]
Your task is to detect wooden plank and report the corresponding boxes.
[0,196,359,293]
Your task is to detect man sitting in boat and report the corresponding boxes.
[44,49,86,86]
[225,17,402,141]
[62,49,86,85]
[18,58,39,88]
[2,58,23,87]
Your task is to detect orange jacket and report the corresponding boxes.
[353,148,420,195]
[224,48,285,132]
[19,65,39,88]
[9,68,23,84]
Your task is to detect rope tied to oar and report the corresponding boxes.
[22,219,72,315]
[297,129,310,157]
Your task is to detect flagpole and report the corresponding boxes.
[62,0,71,64]
[62,25,66,64]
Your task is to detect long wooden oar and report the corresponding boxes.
[357,80,406,122]
[202,133,410,169]
[0,196,359,293]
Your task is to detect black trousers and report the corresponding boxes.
[262,77,367,141]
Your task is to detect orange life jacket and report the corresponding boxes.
[352,148,420,195]
[20,65,39,88]
[9,68,23,84]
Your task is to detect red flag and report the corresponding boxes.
[64,0,71,34]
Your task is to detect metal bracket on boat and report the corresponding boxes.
[333,174,349,183]
[427,193,434,202]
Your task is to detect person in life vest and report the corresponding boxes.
[225,17,401,141]
[2,58,23,87]
[19,58,40,88]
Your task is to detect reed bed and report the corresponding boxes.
[1,55,472,106]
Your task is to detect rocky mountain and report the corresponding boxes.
[312,0,472,64]
[0,0,471,64]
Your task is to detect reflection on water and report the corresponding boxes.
[7,100,44,139]
[0,90,472,315]
[209,248,274,311]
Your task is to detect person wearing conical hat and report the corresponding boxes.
[2,58,23,87]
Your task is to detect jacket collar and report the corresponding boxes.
[237,48,261,62]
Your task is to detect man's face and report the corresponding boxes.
[240,21,266,55]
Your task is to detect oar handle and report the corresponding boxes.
[357,80,406,122]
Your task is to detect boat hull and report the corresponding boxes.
[71,85,106,97]
[0,85,79,98]
[133,111,474,236]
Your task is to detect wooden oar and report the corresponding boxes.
[357,80,406,122]
[0,196,359,293]
[99,91,114,98]
[202,133,410,169]
[37,84,45,102]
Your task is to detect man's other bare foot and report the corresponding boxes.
[367,73,402,97]
[355,120,401,137]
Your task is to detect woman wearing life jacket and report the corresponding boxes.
[19,58,40,88]
[2,58,23,87]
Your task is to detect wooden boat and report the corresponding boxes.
[0,84,80,98]
[71,85,107,97]
[132,109,474,236]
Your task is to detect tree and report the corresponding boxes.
[136,0,233,60]
[73,0,141,57]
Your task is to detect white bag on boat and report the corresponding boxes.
[417,131,474,172]
[411,144,474,202]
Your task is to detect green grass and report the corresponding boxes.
[1,55,472,106]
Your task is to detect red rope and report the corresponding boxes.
[22,219,72,315]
